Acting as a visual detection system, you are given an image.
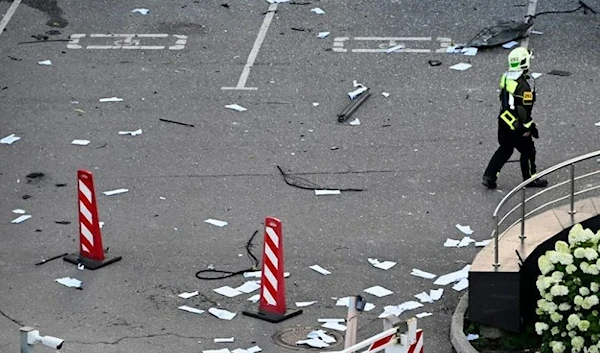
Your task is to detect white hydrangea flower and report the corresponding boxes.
[575,248,586,259]
[551,271,564,281]
[535,322,549,334]
[590,345,599,353]
[547,250,562,264]
[539,255,555,275]
[545,293,554,302]
[581,262,590,273]
[545,297,556,309]
[569,224,585,245]
[551,341,566,353]
[551,285,569,296]
[571,336,585,352]
[566,264,578,274]
[568,314,581,326]
[561,332,567,337]
[568,330,576,338]
[578,320,590,331]
[555,241,570,253]
[551,326,560,336]
[588,295,599,307]
[559,252,574,265]
[550,312,563,323]
[574,295,584,306]
[585,248,599,261]
[537,276,554,292]
[559,303,571,311]
[580,287,591,296]
[589,264,600,275]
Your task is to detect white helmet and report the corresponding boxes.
[508,47,533,71]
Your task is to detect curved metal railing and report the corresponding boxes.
[491,150,600,269]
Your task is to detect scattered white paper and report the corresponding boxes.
[296,338,329,348]
[203,349,230,353]
[310,265,331,275]
[415,292,433,303]
[364,303,376,311]
[382,92,390,97]
[318,318,344,323]
[348,80,368,99]
[118,129,143,136]
[214,286,243,298]
[38,60,52,66]
[449,63,472,71]
[178,305,205,315]
[225,104,247,112]
[208,307,236,320]
[531,30,543,35]
[307,330,336,344]
[446,46,460,54]
[434,265,471,285]
[531,72,543,79]
[11,215,32,224]
[55,277,82,288]
[311,7,325,14]
[379,301,424,318]
[458,236,476,247]
[385,44,405,53]
[99,221,105,228]
[364,285,393,298]
[132,8,150,15]
[314,189,341,196]
[247,294,260,303]
[179,291,199,299]
[103,188,129,196]
[1,134,21,145]
[296,301,317,307]
[322,322,346,331]
[317,32,330,38]
[475,239,492,247]
[453,278,469,291]
[456,224,474,235]
[12,209,26,214]
[312,102,320,106]
[467,333,479,341]
[461,47,478,56]
[502,41,519,49]
[410,268,436,279]
[205,219,228,227]
[594,122,600,127]
[235,281,260,294]
[416,312,433,318]
[99,97,123,103]
[349,118,361,126]
[77,263,85,270]
[71,139,90,146]
[444,238,460,247]
[246,346,262,353]
[214,337,235,343]
[430,288,444,301]
[368,258,397,270]
[335,297,351,306]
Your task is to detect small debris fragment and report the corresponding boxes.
[311,7,325,14]
[214,337,235,343]
[416,312,433,318]
[444,238,460,247]
[415,292,434,303]
[467,333,479,341]
[458,236,476,247]
[317,31,330,38]
[78,263,85,270]
[502,41,519,49]
[381,92,390,97]
[530,30,543,35]
[102,188,129,196]
[307,330,336,344]
[430,288,444,301]
[208,307,236,320]
[1,134,21,145]
[314,189,341,196]
[225,104,247,112]
[159,118,195,127]
[410,268,436,279]
[132,8,150,15]
[71,139,90,146]
[12,209,26,214]
[295,301,317,307]
[312,102,320,106]
[475,239,492,247]
[456,224,474,235]
[364,285,393,298]
[99,97,124,103]
[178,291,199,299]
[235,281,261,293]
[531,72,543,79]
[385,44,405,53]
[368,258,396,270]
[204,218,228,227]
[310,264,331,275]
[178,305,205,315]
[321,321,346,331]
[349,118,360,126]
[348,80,368,100]
[428,60,442,67]
[214,286,243,298]
[12,215,32,224]
[378,301,424,318]
[55,221,71,225]
[55,277,82,289]
[434,265,470,285]
[118,129,143,136]
[37,60,52,66]
[460,47,478,56]
[247,294,260,303]
[547,70,571,77]
[453,278,469,291]
[449,63,472,71]
[297,338,330,348]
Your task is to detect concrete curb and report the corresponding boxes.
[450,291,479,353]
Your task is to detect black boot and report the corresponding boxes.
[526,178,548,188]
[482,176,497,189]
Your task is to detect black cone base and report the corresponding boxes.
[64,254,122,270]
[242,308,303,323]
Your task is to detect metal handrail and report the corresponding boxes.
[491,150,600,269]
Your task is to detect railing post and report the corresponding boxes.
[569,163,576,224]
[493,214,500,269]
[520,187,526,241]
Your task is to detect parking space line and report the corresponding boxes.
[521,0,539,48]
[222,3,278,91]
[0,0,22,37]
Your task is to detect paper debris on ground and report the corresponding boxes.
[103,188,129,196]
[77,263,85,270]
[1,134,21,145]
[364,285,393,298]
[531,73,543,79]
[382,92,390,97]
[310,264,331,275]
[315,190,341,196]
[225,104,247,112]
[594,122,600,127]
[434,265,471,285]
[416,312,433,318]
[415,292,433,303]
[267,0,291,3]
[502,41,519,49]
[321,321,346,331]
[348,80,368,99]
[458,236,476,247]
[296,301,317,307]
[446,46,461,54]
[460,47,478,56]
[449,63,472,71]
[247,294,260,303]
[368,258,397,270]
[55,277,82,288]
[410,268,436,279]
[385,44,405,53]
[467,333,479,341]
[178,305,205,315]
[119,129,143,136]
[444,238,460,247]
[178,291,199,299]
[318,318,344,323]
[349,118,360,126]
[475,239,492,247]
[12,209,26,214]
[99,221,105,228]
[38,60,52,66]
[214,286,244,298]
[208,307,236,320]
[531,30,543,35]
[204,218,228,227]
[312,102,320,106]
[203,349,231,353]
[379,301,424,318]
[452,278,469,291]
[244,346,262,353]
[99,97,123,102]
[335,297,351,306]
[214,337,235,343]
[308,330,336,344]
[311,7,325,14]
[235,281,260,293]
[71,139,90,146]
[11,215,32,224]
[317,32,330,38]
[456,224,474,235]
[132,8,150,15]
[296,338,330,348]
[430,288,444,301]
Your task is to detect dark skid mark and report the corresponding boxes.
[19,0,68,28]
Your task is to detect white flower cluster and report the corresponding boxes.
[536,225,600,353]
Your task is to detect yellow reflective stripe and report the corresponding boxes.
[499,74,518,93]
[523,121,534,128]
[500,111,517,130]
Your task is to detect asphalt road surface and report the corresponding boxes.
[1,0,599,352]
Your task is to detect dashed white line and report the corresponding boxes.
[0,0,22,37]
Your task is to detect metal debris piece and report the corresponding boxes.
[338,88,371,122]
[547,70,571,77]
[428,60,442,67]
[466,20,532,48]
[159,118,195,127]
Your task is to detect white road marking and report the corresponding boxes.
[0,0,22,37]
[521,0,539,48]
[67,34,186,50]
[222,3,278,91]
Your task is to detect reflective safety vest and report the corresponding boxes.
[499,71,534,131]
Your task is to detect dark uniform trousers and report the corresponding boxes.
[483,120,537,181]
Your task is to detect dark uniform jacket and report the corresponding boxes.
[498,71,537,137]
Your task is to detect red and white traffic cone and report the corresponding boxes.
[242,217,302,323]
[63,170,122,270]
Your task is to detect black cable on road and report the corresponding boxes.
[195,230,260,280]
